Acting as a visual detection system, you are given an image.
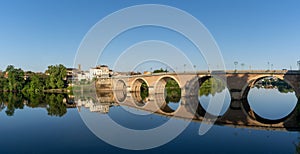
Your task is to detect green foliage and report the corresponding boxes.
[140,82,149,100]
[255,78,294,93]
[28,74,44,93]
[199,78,226,96]
[165,79,181,103]
[0,92,69,117]
[45,64,67,89]
[46,94,67,117]
[0,92,24,116]
[0,64,68,93]
[4,65,25,92]
[26,93,45,108]
[0,64,70,117]
[0,75,9,91]
[153,68,168,73]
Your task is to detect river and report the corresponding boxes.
[0,84,299,153]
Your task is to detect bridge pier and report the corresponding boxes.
[229,89,244,101]
[148,86,155,95]
[230,100,242,109]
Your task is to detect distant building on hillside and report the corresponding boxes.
[77,71,90,81]
[66,68,79,81]
[65,64,112,82]
[89,65,110,79]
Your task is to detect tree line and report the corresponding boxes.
[0,64,67,93]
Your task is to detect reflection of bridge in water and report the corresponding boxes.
[77,70,300,131]
[75,89,300,131]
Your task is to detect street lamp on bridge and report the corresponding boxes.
[234,61,238,71]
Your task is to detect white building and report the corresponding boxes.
[77,71,90,81]
[89,65,110,79]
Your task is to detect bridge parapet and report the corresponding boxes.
[99,70,300,100]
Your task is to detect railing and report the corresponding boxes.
[110,70,300,78]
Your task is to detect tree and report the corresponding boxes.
[5,65,25,92]
[165,79,181,103]
[0,76,9,91]
[45,64,67,89]
[199,78,225,97]
[153,68,168,73]
[140,82,149,100]
[28,74,44,93]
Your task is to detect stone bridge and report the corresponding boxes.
[105,70,300,100]
[93,70,300,127]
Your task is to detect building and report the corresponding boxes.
[66,68,79,81]
[89,65,110,79]
[65,64,112,82]
[77,71,90,81]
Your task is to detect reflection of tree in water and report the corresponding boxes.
[23,92,45,108]
[0,93,68,117]
[254,78,294,93]
[199,78,225,96]
[0,93,24,116]
[46,94,67,117]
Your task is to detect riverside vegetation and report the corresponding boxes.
[0,64,69,93]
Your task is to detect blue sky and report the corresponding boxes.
[0,0,299,72]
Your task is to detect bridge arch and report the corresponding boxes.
[241,74,291,100]
[154,75,182,94]
[131,77,149,92]
[241,75,299,124]
[130,78,149,107]
[197,75,228,89]
[196,75,231,117]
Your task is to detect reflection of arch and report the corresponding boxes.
[114,90,127,103]
[131,78,149,107]
[113,79,127,103]
[154,75,181,94]
[154,93,177,114]
[131,78,149,92]
[242,98,300,124]
[132,91,147,107]
[114,79,127,91]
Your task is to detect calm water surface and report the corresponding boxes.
[0,88,299,153]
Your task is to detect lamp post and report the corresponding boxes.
[297,60,300,71]
[234,61,238,71]
[241,63,245,70]
[271,64,273,71]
